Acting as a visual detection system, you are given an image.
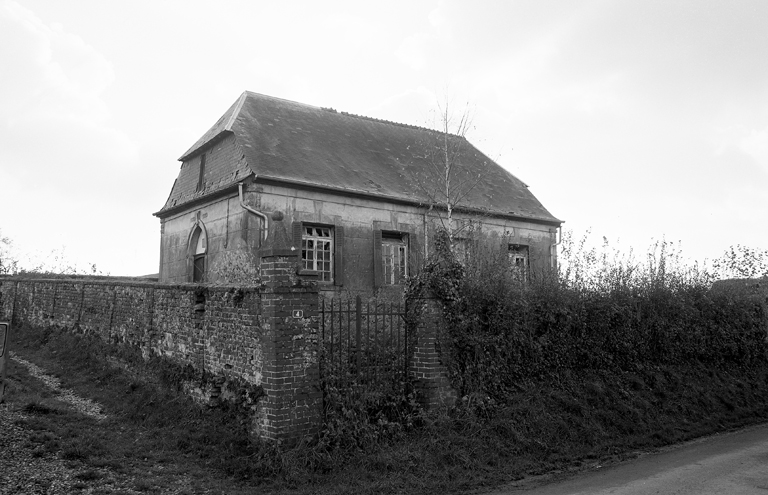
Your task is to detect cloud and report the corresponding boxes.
[395,33,434,71]
[709,145,768,192]
[739,126,768,166]
[0,0,113,124]
[0,0,137,194]
[0,1,148,275]
[715,123,768,170]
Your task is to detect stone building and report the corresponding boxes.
[154,91,562,291]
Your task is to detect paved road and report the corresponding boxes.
[489,423,768,495]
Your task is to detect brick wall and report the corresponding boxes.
[257,250,322,441]
[409,296,458,409]
[0,278,264,384]
[0,265,455,440]
[0,253,322,442]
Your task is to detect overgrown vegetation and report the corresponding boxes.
[5,229,768,494]
[712,243,768,279]
[314,295,422,464]
[408,229,768,402]
[9,326,282,483]
[208,250,261,286]
[0,228,103,276]
[0,228,20,275]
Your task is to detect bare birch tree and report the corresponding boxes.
[415,99,485,251]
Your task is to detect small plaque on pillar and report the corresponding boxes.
[292,310,304,319]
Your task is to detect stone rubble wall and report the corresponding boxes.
[0,258,322,442]
[0,257,456,441]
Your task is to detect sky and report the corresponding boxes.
[1,0,767,276]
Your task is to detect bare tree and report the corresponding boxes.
[0,230,18,275]
[415,99,485,251]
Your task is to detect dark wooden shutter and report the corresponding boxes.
[292,221,303,251]
[373,229,383,288]
[406,230,418,277]
[334,225,344,286]
[500,235,510,257]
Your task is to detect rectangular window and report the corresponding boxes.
[302,226,333,282]
[381,232,408,285]
[508,244,529,281]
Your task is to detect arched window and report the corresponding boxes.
[190,225,207,282]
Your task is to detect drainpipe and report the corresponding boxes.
[551,226,562,269]
[238,181,269,244]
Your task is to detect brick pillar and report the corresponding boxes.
[409,296,457,409]
[257,249,322,443]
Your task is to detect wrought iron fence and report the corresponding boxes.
[319,295,409,393]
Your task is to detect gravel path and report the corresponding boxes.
[0,402,76,494]
[0,354,201,495]
[10,353,107,421]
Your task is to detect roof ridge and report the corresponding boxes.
[224,91,249,130]
[335,109,463,138]
[243,90,463,139]
[243,90,323,110]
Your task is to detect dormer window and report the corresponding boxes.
[196,153,206,192]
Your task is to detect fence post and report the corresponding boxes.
[257,249,321,443]
[355,295,362,371]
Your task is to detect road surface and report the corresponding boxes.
[489,423,768,494]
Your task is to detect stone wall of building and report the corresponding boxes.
[158,178,558,291]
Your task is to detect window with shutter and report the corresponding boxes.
[299,225,334,283]
[378,231,408,285]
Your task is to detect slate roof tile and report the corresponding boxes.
[159,91,561,225]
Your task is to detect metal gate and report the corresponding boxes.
[319,295,408,391]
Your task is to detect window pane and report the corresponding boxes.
[381,235,407,285]
[301,226,334,281]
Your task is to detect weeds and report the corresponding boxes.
[4,229,768,494]
[408,229,768,403]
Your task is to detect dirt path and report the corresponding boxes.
[10,352,107,420]
[0,353,201,494]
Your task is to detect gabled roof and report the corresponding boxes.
[160,91,561,225]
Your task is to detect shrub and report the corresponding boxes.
[408,229,768,403]
[316,297,422,456]
[208,250,261,286]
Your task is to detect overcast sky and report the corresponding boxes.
[1,0,767,276]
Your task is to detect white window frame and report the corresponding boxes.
[301,226,334,282]
[508,244,529,281]
[381,232,408,285]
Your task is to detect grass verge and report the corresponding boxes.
[6,324,768,494]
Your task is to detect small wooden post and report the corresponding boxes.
[0,321,9,403]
